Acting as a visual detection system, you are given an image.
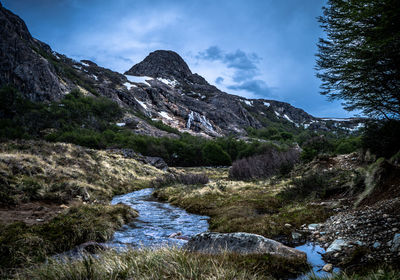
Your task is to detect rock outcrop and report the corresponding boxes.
[0,3,67,101]
[183,232,306,260]
[126,50,193,81]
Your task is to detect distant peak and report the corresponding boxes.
[125,50,192,80]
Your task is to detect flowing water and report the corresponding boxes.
[109,188,337,278]
[294,243,339,279]
[109,188,209,248]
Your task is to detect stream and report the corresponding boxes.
[109,188,209,248]
[109,188,337,279]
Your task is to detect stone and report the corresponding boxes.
[308,224,320,231]
[184,232,306,260]
[373,241,381,249]
[326,239,349,253]
[291,232,302,240]
[322,263,333,272]
[284,223,292,228]
[390,233,400,252]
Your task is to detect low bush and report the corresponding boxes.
[152,173,209,187]
[178,173,209,185]
[229,146,300,180]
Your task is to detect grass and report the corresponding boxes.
[0,204,137,276]
[154,168,332,242]
[16,247,308,280]
[0,140,164,205]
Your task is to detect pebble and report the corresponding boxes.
[322,263,333,272]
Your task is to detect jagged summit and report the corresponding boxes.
[125,50,192,80]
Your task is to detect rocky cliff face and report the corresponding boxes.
[0,3,365,137]
[0,2,67,101]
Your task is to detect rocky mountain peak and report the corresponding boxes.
[125,50,193,80]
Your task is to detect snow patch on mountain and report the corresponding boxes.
[123,82,136,90]
[157,77,179,87]
[159,111,173,120]
[125,75,153,86]
[243,100,253,106]
[134,98,148,110]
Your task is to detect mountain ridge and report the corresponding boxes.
[0,4,365,138]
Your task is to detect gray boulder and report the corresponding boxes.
[183,232,306,260]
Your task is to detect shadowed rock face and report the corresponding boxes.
[184,232,307,260]
[0,4,67,101]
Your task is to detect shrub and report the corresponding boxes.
[300,136,334,162]
[362,120,400,159]
[152,173,209,187]
[229,146,300,180]
[178,173,209,185]
[279,172,331,201]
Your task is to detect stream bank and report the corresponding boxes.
[110,188,337,279]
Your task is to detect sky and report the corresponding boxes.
[3,0,358,118]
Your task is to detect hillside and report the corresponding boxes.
[0,3,364,139]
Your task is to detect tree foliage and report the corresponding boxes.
[316,0,400,119]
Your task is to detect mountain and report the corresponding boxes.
[0,3,364,138]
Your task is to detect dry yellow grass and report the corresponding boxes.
[155,167,331,241]
[0,140,165,204]
[18,247,309,280]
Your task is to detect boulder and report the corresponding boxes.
[183,232,306,260]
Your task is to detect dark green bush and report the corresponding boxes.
[279,172,332,201]
[202,142,232,166]
[362,120,400,159]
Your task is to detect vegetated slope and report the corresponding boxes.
[0,140,164,209]
[0,3,365,139]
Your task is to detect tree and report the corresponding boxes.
[201,142,232,166]
[316,0,400,119]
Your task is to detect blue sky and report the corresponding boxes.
[3,0,357,118]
